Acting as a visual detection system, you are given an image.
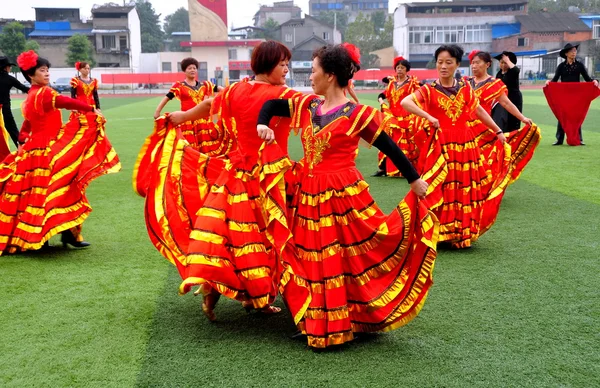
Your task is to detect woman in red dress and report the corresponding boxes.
[402,45,519,249]
[467,50,540,183]
[153,58,221,153]
[141,41,310,323]
[0,51,120,254]
[373,56,421,177]
[257,43,437,349]
[70,61,100,114]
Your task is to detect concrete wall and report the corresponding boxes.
[191,46,229,80]
[493,31,592,53]
[15,67,135,87]
[188,0,228,41]
[33,37,71,67]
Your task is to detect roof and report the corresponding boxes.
[293,35,328,50]
[91,5,135,14]
[516,12,591,33]
[405,0,526,7]
[280,15,334,29]
[28,29,93,37]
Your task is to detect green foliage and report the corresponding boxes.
[23,40,40,53]
[345,13,393,67]
[164,7,191,52]
[0,22,26,70]
[66,34,96,67]
[528,0,600,12]
[136,0,164,53]
[250,18,280,41]
[316,11,349,35]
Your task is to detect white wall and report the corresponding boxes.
[128,8,142,73]
[140,53,160,73]
[393,6,409,58]
[15,67,135,87]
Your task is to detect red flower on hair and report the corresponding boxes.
[341,42,361,65]
[75,62,81,71]
[394,56,405,67]
[17,50,38,71]
[468,50,481,63]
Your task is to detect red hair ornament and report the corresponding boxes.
[393,56,406,68]
[468,50,481,63]
[341,42,361,65]
[75,62,82,71]
[17,50,38,71]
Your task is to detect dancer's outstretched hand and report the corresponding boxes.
[521,117,533,126]
[257,124,275,144]
[426,115,440,129]
[410,178,428,199]
[497,132,507,144]
[594,80,599,88]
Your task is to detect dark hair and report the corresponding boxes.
[395,59,411,72]
[312,44,361,88]
[251,41,291,75]
[79,61,90,69]
[21,57,51,83]
[180,57,199,72]
[473,51,492,64]
[434,45,464,63]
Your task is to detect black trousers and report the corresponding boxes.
[555,122,583,144]
[1,104,19,146]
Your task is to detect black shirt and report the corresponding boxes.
[0,71,30,106]
[551,60,593,83]
[495,66,520,92]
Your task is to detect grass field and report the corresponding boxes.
[1,90,599,387]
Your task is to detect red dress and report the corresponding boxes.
[0,85,120,254]
[468,76,540,182]
[282,95,438,348]
[70,77,99,107]
[379,75,420,175]
[0,105,10,161]
[412,80,512,248]
[140,81,310,321]
[168,80,221,153]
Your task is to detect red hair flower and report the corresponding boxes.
[341,42,361,65]
[17,50,38,71]
[75,61,82,71]
[468,50,481,63]
[394,56,405,67]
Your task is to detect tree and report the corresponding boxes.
[24,40,40,53]
[136,0,164,53]
[0,22,26,68]
[164,7,191,52]
[66,34,96,67]
[317,11,349,35]
[345,13,393,68]
[250,18,280,41]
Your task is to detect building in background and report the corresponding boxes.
[91,4,141,71]
[309,0,389,22]
[253,1,303,27]
[394,0,528,68]
[25,8,93,68]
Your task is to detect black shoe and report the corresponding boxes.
[552,142,563,146]
[371,170,386,177]
[61,230,91,248]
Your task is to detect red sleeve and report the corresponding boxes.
[18,120,32,144]
[55,95,94,112]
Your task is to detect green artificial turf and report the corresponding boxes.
[1,91,598,387]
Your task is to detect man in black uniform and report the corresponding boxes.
[0,56,30,146]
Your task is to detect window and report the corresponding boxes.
[285,33,293,43]
[119,36,127,50]
[409,26,434,44]
[594,20,600,39]
[517,37,528,47]
[176,62,181,71]
[465,25,492,43]
[162,62,172,72]
[228,48,237,60]
[102,35,116,49]
[323,32,330,40]
[198,62,208,81]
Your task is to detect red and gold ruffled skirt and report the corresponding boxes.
[0,113,120,254]
[287,164,438,348]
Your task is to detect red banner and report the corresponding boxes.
[197,0,227,27]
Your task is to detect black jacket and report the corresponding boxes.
[0,71,30,106]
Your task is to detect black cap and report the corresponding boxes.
[559,43,579,59]
[0,56,16,68]
[494,51,517,65]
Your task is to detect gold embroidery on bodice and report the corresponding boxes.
[303,127,331,175]
[80,80,95,97]
[437,92,466,123]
